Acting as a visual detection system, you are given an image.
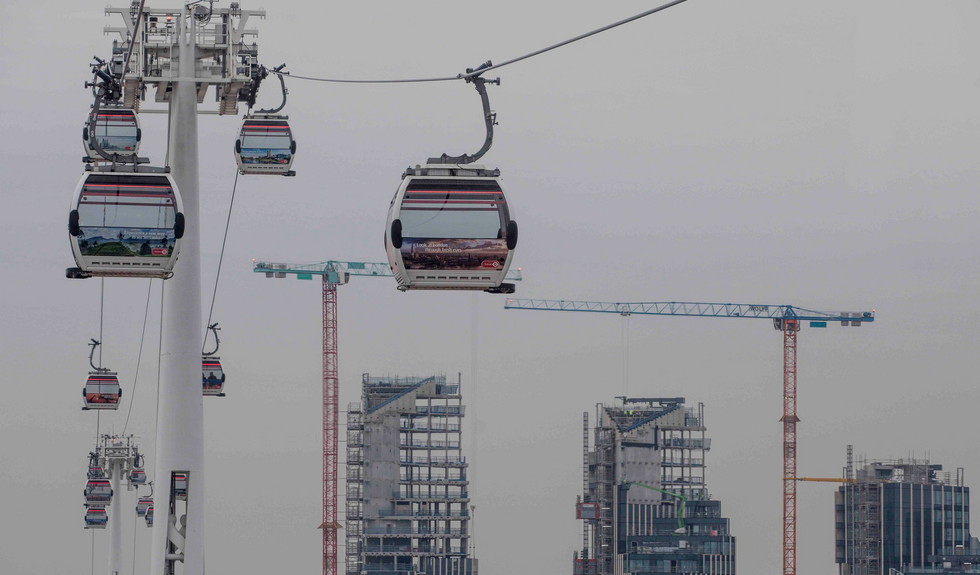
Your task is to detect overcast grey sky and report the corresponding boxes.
[3,0,980,574]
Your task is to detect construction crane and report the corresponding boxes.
[503,298,875,575]
[254,260,522,575]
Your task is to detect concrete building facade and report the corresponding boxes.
[347,374,476,575]
[575,397,735,575]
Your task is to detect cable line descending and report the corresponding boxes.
[272,0,691,84]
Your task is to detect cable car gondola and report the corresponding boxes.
[144,505,154,527]
[173,472,188,500]
[234,64,296,176]
[83,105,141,161]
[130,468,147,485]
[82,339,121,410]
[235,114,296,176]
[84,506,108,529]
[136,497,152,517]
[84,478,113,506]
[202,323,225,397]
[386,164,517,292]
[202,359,225,396]
[384,64,517,293]
[83,372,121,410]
[67,168,185,279]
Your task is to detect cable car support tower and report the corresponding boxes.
[503,298,875,575]
[101,4,266,575]
[253,260,522,575]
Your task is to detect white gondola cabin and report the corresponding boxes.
[84,478,113,505]
[202,358,226,397]
[67,170,184,279]
[84,506,108,529]
[235,115,296,176]
[174,472,188,500]
[83,106,141,161]
[385,164,517,293]
[83,372,121,410]
[130,468,147,485]
[136,497,152,517]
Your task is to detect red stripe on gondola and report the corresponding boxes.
[405,190,501,195]
[79,202,174,209]
[402,199,502,204]
[81,195,173,200]
[242,125,290,129]
[82,184,172,190]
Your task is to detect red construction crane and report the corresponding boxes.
[254,260,522,575]
[503,299,875,575]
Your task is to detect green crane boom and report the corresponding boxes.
[622,481,687,535]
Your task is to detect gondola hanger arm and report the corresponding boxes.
[429,61,499,166]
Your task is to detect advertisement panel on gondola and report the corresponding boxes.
[400,238,508,271]
[75,227,175,258]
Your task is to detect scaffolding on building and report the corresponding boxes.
[577,397,734,575]
[346,374,476,575]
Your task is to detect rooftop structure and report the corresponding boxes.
[575,397,735,575]
[836,457,971,575]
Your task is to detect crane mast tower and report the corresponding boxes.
[253,260,522,575]
[504,299,874,575]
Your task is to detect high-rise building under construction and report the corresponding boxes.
[574,397,736,575]
[346,374,476,575]
[835,457,972,575]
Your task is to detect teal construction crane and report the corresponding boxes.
[622,481,688,535]
[503,298,874,575]
[253,260,522,574]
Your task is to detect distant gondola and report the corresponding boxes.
[202,359,226,396]
[173,472,188,500]
[136,497,152,517]
[83,372,121,410]
[67,169,185,279]
[84,506,108,529]
[235,115,296,176]
[83,105,141,161]
[202,323,226,396]
[84,478,113,506]
[130,468,147,485]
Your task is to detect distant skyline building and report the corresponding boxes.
[836,457,972,575]
[346,374,476,575]
[574,397,736,575]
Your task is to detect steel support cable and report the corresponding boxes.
[121,0,149,81]
[99,278,105,369]
[154,283,164,455]
[272,0,690,84]
[460,0,691,79]
[123,280,154,435]
[204,169,240,344]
